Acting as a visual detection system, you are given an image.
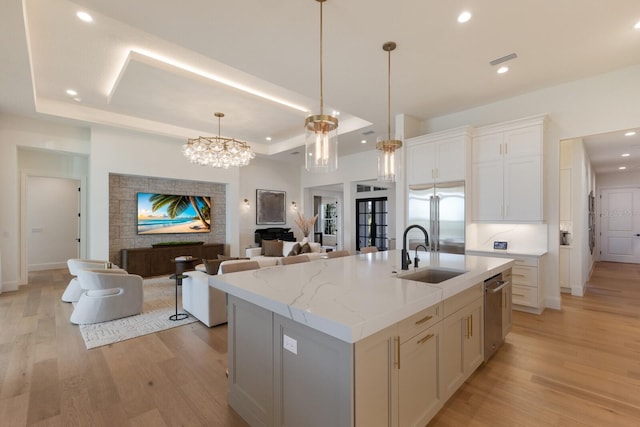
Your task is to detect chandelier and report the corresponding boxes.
[377,41,402,182]
[183,112,255,168]
[305,0,338,173]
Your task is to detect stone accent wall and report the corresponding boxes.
[109,173,226,265]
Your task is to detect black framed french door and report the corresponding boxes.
[355,197,388,251]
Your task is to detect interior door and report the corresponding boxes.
[599,188,640,263]
[356,197,388,251]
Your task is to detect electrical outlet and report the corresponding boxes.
[283,334,297,355]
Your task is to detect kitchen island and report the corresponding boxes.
[211,250,514,427]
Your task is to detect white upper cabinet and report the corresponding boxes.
[406,127,472,185]
[471,116,546,222]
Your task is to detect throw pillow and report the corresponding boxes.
[287,243,302,257]
[263,240,284,257]
[203,259,223,275]
[299,242,311,254]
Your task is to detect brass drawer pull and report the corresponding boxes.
[417,333,434,345]
[415,314,433,325]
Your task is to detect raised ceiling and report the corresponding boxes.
[2,0,640,168]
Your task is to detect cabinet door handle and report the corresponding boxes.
[513,293,525,297]
[395,336,401,369]
[415,314,433,325]
[470,314,473,338]
[465,316,470,339]
[417,333,434,345]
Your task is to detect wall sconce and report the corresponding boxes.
[291,201,297,210]
[243,198,250,208]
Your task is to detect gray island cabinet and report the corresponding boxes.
[212,250,513,427]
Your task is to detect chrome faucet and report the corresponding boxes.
[414,244,428,269]
[402,225,429,270]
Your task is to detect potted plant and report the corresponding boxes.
[294,211,318,243]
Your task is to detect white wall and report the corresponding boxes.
[598,170,640,187]
[88,126,240,258]
[302,149,381,254]
[417,64,640,310]
[239,156,302,251]
[0,113,90,291]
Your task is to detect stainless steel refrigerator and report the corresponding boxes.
[407,181,465,254]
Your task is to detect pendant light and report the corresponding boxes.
[377,41,402,182]
[305,0,338,173]
[183,112,255,168]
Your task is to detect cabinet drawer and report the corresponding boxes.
[443,283,483,318]
[512,256,538,268]
[512,284,538,307]
[512,266,538,287]
[399,302,442,343]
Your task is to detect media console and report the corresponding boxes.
[120,243,224,277]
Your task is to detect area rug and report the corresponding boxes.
[78,275,197,349]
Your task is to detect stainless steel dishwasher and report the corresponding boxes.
[484,273,511,361]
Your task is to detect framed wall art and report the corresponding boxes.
[256,189,286,225]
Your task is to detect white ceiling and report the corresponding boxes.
[2,0,640,171]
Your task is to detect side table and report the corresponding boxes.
[169,273,189,321]
[171,256,200,275]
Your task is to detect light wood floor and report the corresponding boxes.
[430,261,640,426]
[0,262,638,426]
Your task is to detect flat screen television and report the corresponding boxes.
[137,192,211,235]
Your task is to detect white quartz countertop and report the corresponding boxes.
[210,250,514,343]
[466,248,548,257]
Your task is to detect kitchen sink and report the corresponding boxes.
[398,267,467,284]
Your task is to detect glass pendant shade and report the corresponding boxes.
[377,137,402,182]
[305,0,338,173]
[377,41,402,182]
[305,114,338,173]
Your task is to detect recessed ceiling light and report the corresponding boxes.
[308,152,313,156]
[361,140,367,144]
[497,66,509,74]
[66,89,78,96]
[265,137,272,141]
[622,153,631,157]
[619,166,627,170]
[76,11,93,23]
[634,21,640,29]
[72,97,82,102]
[458,11,472,23]
[625,131,636,136]
[333,110,340,116]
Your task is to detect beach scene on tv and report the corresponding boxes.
[137,192,211,234]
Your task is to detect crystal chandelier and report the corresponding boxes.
[377,42,402,182]
[183,112,255,168]
[305,0,338,173]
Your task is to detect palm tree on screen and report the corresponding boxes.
[149,194,211,230]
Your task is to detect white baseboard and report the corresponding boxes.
[28,261,67,272]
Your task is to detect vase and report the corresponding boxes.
[301,236,309,244]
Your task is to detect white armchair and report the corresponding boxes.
[70,269,143,325]
[63,259,118,302]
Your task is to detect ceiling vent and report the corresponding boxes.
[489,53,518,66]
